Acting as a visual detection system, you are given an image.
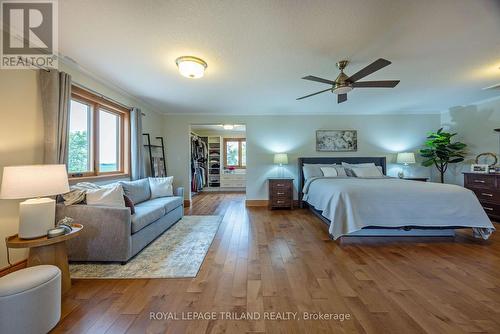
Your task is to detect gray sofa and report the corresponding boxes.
[56,178,184,263]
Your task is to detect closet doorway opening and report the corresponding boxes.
[190,124,246,197]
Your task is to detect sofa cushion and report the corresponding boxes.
[131,203,165,233]
[141,197,183,213]
[119,179,151,205]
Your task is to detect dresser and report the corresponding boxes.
[220,172,246,188]
[463,172,500,220]
[268,178,294,209]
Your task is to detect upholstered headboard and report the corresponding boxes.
[297,157,387,206]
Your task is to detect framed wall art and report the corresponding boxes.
[316,130,357,152]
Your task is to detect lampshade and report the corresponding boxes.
[396,152,416,165]
[0,164,70,199]
[273,153,288,165]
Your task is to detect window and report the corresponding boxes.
[223,138,246,168]
[68,86,130,178]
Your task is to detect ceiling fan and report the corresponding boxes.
[484,83,500,90]
[297,58,400,103]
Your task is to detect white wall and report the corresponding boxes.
[164,114,441,200]
[441,97,500,185]
[0,67,166,269]
[0,70,43,268]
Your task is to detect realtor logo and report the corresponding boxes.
[1,0,58,69]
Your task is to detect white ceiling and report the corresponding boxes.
[59,0,500,115]
[191,124,246,132]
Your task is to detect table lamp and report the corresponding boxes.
[273,153,288,178]
[396,152,416,178]
[0,165,70,239]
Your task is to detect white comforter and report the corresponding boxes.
[303,177,495,239]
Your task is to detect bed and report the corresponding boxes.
[298,157,495,240]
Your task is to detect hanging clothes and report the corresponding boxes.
[191,134,208,192]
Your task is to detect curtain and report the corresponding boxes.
[131,107,145,180]
[39,70,72,164]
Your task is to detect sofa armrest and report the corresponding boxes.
[56,204,132,262]
[176,187,184,199]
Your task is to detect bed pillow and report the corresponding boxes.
[341,162,376,168]
[303,164,324,180]
[320,166,338,177]
[351,166,384,177]
[342,162,378,177]
[149,176,174,199]
[303,164,346,179]
[86,185,125,208]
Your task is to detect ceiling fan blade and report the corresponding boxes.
[483,83,500,90]
[338,94,347,103]
[296,88,331,100]
[347,58,392,82]
[302,75,335,85]
[352,80,400,88]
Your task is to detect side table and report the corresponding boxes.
[6,224,83,294]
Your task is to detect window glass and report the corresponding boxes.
[226,141,239,166]
[241,141,246,166]
[68,100,91,173]
[99,109,120,172]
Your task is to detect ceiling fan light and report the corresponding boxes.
[333,86,353,95]
[175,56,207,78]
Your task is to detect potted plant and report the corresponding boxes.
[420,128,467,183]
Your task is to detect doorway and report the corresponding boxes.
[190,124,246,198]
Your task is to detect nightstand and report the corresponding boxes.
[402,177,428,182]
[268,178,294,209]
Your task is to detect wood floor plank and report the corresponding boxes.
[53,192,500,334]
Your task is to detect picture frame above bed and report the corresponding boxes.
[316,130,357,152]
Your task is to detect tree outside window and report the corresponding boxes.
[224,138,246,168]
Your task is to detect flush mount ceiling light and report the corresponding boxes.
[222,124,234,130]
[175,56,207,79]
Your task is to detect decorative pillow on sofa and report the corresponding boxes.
[86,185,125,208]
[149,176,174,199]
[123,195,135,214]
[119,179,151,205]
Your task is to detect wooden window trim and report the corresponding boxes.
[223,138,246,168]
[68,85,131,180]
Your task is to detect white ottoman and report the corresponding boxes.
[0,265,61,334]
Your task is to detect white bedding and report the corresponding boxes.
[302,177,495,239]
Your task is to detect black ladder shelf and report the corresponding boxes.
[143,133,167,177]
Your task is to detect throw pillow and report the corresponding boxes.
[119,179,151,204]
[149,176,174,199]
[86,185,125,208]
[320,166,338,177]
[123,194,135,214]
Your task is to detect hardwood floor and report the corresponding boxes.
[53,192,500,333]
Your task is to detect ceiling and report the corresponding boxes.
[59,0,500,115]
[191,124,246,132]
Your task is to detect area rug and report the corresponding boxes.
[69,215,222,279]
